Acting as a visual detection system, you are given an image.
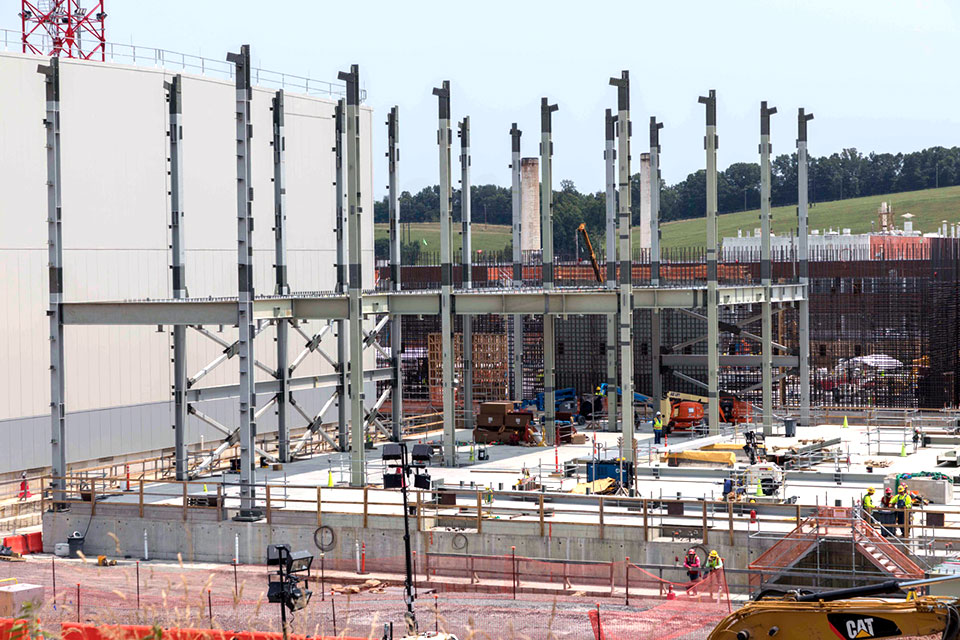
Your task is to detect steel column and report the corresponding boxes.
[272,89,291,462]
[226,45,258,512]
[611,71,634,461]
[604,108,618,435]
[699,90,721,434]
[540,97,558,446]
[510,123,523,401]
[459,116,474,437]
[166,74,189,479]
[434,81,456,466]
[798,108,814,427]
[760,101,777,436]
[338,65,366,486]
[334,99,349,452]
[39,58,66,503]
[388,106,403,442]
[649,117,664,413]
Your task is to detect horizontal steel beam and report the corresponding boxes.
[661,354,800,367]
[60,284,807,325]
[186,367,392,403]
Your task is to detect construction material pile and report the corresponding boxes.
[474,402,533,445]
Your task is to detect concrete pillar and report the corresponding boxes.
[434,81,456,466]
[272,89,291,461]
[699,90,721,435]
[540,99,558,447]
[760,102,777,436]
[798,108,814,427]
[649,118,664,413]
[388,106,403,442]
[604,109,618,435]
[335,100,349,452]
[459,116,474,437]
[510,125,524,401]
[638,153,652,249]
[520,158,540,252]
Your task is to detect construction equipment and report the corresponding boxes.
[576,223,603,284]
[662,391,754,434]
[743,462,784,501]
[598,383,655,409]
[707,576,960,640]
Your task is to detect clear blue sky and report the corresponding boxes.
[45,0,960,199]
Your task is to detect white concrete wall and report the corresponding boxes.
[520,157,540,252]
[0,52,375,472]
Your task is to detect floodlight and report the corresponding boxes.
[267,543,291,566]
[287,549,313,573]
[414,473,431,490]
[286,584,312,611]
[383,472,403,489]
[382,443,403,461]
[411,444,432,463]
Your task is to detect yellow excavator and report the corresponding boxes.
[708,577,960,640]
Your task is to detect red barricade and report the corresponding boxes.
[1,537,26,555]
[24,533,42,554]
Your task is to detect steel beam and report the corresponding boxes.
[39,58,66,503]
[226,45,258,514]
[510,124,523,401]
[434,81,456,466]
[604,108,618,436]
[338,65,365,486]
[387,106,403,442]
[760,101,777,435]
[699,89,721,435]
[165,74,189,480]
[660,354,799,367]
[649,117,664,412]
[540,97,559,446]
[611,71,634,462]
[272,89,291,461]
[186,367,392,403]
[798,108,814,427]
[459,116,474,438]
[335,99,349,452]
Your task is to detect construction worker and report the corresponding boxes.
[862,487,876,512]
[684,548,701,583]
[894,484,913,536]
[704,550,723,575]
[17,472,30,501]
[653,411,664,445]
[881,486,894,508]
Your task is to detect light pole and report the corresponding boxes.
[383,442,432,635]
[266,544,313,640]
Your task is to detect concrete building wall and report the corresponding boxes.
[520,157,540,252]
[637,153,651,249]
[0,52,375,473]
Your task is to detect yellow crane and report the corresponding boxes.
[576,223,603,284]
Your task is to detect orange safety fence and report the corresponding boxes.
[5,621,368,640]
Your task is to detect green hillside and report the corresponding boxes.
[376,185,960,253]
[660,185,960,248]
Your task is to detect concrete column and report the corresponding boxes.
[604,109,618,435]
[510,124,523,401]
[272,89,291,461]
[540,98,558,446]
[649,118,664,412]
[759,102,777,436]
[227,45,258,511]
[166,74,189,479]
[459,116,474,436]
[338,65,365,486]
[699,90,721,435]
[638,153,652,249]
[334,100,349,452]
[434,82,456,466]
[798,108,814,426]
[39,58,66,503]
[388,106,403,442]
[520,158,540,251]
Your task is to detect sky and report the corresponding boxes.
[46,0,960,199]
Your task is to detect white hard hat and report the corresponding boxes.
[656,411,662,416]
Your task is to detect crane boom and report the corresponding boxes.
[576,223,603,284]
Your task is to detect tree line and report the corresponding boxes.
[374,146,960,256]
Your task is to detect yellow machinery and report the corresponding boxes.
[708,577,960,640]
[576,223,603,284]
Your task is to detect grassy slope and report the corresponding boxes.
[375,185,960,252]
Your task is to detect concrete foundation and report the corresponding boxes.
[0,583,44,617]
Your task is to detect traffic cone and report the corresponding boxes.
[900,444,907,457]
[755,479,763,497]
[327,469,334,487]
[842,416,849,429]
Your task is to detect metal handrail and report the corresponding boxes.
[0,27,363,101]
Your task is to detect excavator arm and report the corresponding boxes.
[576,223,603,284]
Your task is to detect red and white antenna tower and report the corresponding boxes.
[20,1,107,60]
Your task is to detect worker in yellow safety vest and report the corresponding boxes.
[862,487,876,512]
[894,484,913,536]
[653,411,664,445]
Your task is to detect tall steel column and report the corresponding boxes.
[603,108,618,435]
[434,81,456,466]
[272,89,291,461]
[338,65,366,486]
[610,71,634,461]
[699,90,721,434]
[540,98,558,447]
[387,106,403,442]
[166,74,189,479]
[39,58,66,503]
[649,117,664,412]
[226,45,258,511]
[459,116,474,437]
[509,124,523,401]
[759,102,777,436]
[335,100,349,451]
[797,108,814,427]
